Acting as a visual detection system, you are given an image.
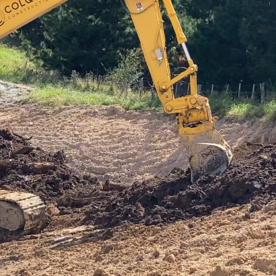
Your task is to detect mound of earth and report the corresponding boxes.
[86,143,276,227]
[0,129,114,219]
[1,128,276,234]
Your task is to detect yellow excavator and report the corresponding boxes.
[0,0,233,237]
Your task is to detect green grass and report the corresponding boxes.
[19,83,276,120]
[209,94,276,122]
[0,44,37,83]
[1,43,276,120]
[25,85,162,111]
[263,101,276,122]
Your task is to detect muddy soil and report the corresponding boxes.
[1,129,276,276]
[2,81,276,275]
[1,128,276,232]
[0,129,115,227]
[85,143,276,228]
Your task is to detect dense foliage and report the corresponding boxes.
[17,0,276,85]
[19,0,138,75]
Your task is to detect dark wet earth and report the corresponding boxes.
[1,129,276,235]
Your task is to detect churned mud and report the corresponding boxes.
[1,128,276,231]
[86,142,276,228]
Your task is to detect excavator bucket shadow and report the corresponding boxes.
[181,130,233,182]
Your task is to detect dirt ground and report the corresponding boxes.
[1,81,276,275]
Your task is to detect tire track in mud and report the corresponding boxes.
[2,102,273,185]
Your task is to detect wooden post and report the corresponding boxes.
[97,75,102,89]
[151,87,155,100]
[238,83,242,98]
[226,84,229,93]
[260,83,265,103]
[197,84,202,94]
[139,77,144,97]
[86,73,90,89]
[71,70,77,86]
[211,84,214,96]
[251,84,256,100]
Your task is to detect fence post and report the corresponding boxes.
[260,83,265,103]
[85,73,90,89]
[251,84,255,100]
[139,77,144,97]
[187,83,190,95]
[238,83,242,98]
[71,70,77,86]
[211,84,214,96]
[151,87,155,100]
[97,75,102,89]
[226,84,229,93]
[197,84,202,95]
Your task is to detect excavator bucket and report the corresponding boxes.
[182,130,233,182]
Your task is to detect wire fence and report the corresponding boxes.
[173,81,267,103]
[24,68,273,103]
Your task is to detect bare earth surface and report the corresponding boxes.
[1,81,276,276]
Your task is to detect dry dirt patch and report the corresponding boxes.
[1,102,273,185]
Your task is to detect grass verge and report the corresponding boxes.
[1,43,276,120]
[209,94,276,122]
[0,44,37,83]
[26,85,162,111]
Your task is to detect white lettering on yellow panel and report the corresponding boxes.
[0,0,67,39]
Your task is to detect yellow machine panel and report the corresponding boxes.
[0,0,67,39]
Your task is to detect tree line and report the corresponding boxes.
[16,0,276,86]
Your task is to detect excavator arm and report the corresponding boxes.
[124,0,233,181]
